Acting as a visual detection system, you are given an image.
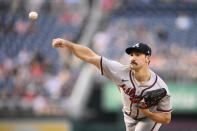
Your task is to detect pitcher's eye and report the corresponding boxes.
[136,53,140,56]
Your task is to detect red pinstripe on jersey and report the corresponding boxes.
[151,122,157,131]
[128,102,133,115]
[129,70,135,115]
[129,70,136,92]
[100,57,104,75]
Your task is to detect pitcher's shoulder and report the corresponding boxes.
[156,75,171,95]
[149,69,168,87]
[157,76,168,87]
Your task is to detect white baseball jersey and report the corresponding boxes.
[100,56,172,131]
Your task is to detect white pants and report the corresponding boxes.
[123,113,162,131]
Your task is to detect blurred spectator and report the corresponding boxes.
[30,51,45,78]
[14,20,31,35]
[25,0,46,12]
[33,93,49,115]
[155,25,168,42]
[0,15,15,34]
[92,28,111,55]
[100,0,121,11]
[175,13,193,31]
[44,70,70,100]
[66,0,80,6]
[17,48,32,65]
[135,23,156,51]
[58,12,84,27]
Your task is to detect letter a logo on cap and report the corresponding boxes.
[133,43,140,47]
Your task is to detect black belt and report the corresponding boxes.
[132,117,146,121]
[124,111,146,121]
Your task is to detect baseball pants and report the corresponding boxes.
[123,112,162,131]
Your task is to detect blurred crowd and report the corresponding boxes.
[0,49,78,116]
[0,0,86,117]
[0,33,82,117]
[0,0,197,117]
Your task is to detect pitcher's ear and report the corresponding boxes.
[146,55,151,64]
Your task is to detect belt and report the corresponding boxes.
[132,117,146,121]
[124,111,146,121]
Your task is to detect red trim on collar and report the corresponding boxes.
[140,74,158,96]
[129,70,136,91]
[135,109,139,120]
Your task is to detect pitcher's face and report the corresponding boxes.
[130,51,150,70]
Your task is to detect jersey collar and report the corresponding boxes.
[131,69,156,87]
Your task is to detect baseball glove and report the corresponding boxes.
[136,88,167,109]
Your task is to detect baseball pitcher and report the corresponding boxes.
[52,38,172,131]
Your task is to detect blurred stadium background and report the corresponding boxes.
[0,0,197,131]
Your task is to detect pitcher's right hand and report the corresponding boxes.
[52,38,68,48]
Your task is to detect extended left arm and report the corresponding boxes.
[140,109,171,124]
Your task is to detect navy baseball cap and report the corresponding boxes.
[125,43,152,56]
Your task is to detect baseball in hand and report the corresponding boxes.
[29,11,38,20]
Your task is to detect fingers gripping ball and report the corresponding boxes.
[29,11,38,20]
[137,88,167,109]
[52,39,66,48]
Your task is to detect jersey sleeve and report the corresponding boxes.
[157,95,173,113]
[155,76,173,113]
[100,56,125,85]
